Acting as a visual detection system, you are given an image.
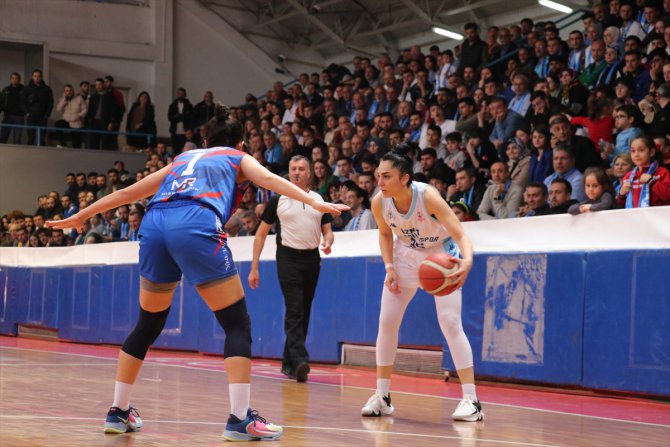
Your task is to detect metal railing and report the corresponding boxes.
[0,123,153,148]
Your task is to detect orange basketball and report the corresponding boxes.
[419,253,459,296]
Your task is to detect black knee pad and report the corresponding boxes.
[214,298,252,358]
[121,307,170,360]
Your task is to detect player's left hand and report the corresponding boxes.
[446,257,473,290]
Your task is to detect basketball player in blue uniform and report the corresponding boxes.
[47,105,348,441]
[361,144,484,422]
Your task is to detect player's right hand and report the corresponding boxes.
[46,215,85,233]
[384,268,400,294]
[248,269,260,289]
[312,202,350,216]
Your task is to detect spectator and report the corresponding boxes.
[127,209,142,241]
[477,161,524,220]
[558,69,590,116]
[0,72,25,144]
[238,210,260,236]
[508,74,531,117]
[542,178,578,215]
[85,78,117,150]
[649,83,670,138]
[103,75,125,150]
[22,69,53,146]
[568,97,615,150]
[54,84,87,148]
[464,129,499,181]
[60,195,79,219]
[617,136,670,207]
[607,104,644,164]
[443,132,468,171]
[455,97,478,135]
[611,152,634,195]
[167,87,193,154]
[126,91,157,149]
[78,81,91,106]
[517,182,550,217]
[192,91,215,129]
[621,50,652,102]
[343,187,377,231]
[506,137,531,187]
[569,167,616,214]
[549,115,599,172]
[595,45,623,88]
[489,96,526,154]
[544,145,586,202]
[112,205,130,241]
[459,22,487,75]
[449,199,476,222]
[446,167,486,215]
[578,39,607,88]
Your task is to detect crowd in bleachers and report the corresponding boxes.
[2,0,670,247]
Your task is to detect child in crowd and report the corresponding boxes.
[617,137,670,208]
[444,132,468,171]
[610,153,633,195]
[568,167,615,214]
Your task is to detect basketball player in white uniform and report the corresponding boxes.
[361,145,484,422]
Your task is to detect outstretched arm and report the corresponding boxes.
[47,164,172,231]
[240,155,348,215]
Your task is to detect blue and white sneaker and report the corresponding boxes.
[104,406,143,434]
[222,409,283,441]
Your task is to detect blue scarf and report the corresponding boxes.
[625,162,658,208]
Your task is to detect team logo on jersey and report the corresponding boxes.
[416,210,425,222]
[171,177,197,192]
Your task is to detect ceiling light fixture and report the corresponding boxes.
[538,0,573,14]
[431,26,464,40]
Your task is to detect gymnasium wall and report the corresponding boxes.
[0,0,293,137]
[1,207,669,396]
[0,144,148,212]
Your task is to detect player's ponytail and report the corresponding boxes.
[381,142,415,187]
[204,102,244,148]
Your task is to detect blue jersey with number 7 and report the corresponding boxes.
[147,147,247,222]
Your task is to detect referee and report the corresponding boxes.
[249,155,335,382]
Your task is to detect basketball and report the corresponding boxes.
[419,253,459,296]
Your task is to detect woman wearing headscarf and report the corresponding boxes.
[505,137,531,188]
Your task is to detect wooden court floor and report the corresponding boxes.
[0,337,668,447]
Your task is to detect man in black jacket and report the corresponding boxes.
[192,90,215,129]
[459,23,488,75]
[85,78,118,150]
[0,72,24,144]
[22,69,53,146]
[167,87,193,154]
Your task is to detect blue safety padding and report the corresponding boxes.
[442,253,585,386]
[3,247,668,396]
[583,250,670,395]
[25,268,60,329]
[58,267,104,343]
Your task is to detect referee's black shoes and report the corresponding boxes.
[281,362,311,382]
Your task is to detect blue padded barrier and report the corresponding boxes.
[583,250,670,396]
[2,248,669,396]
[442,253,585,386]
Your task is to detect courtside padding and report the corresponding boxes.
[0,208,668,396]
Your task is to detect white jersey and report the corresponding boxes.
[381,182,452,250]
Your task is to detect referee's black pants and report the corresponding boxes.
[276,246,321,371]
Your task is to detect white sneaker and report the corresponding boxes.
[361,392,394,417]
[452,397,484,422]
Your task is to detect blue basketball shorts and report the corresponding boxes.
[138,201,237,286]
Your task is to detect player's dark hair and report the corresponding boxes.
[381,142,415,187]
[205,103,244,148]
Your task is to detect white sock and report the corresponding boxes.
[461,383,477,400]
[112,381,133,411]
[229,383,250,420]
[377,378,391,396]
